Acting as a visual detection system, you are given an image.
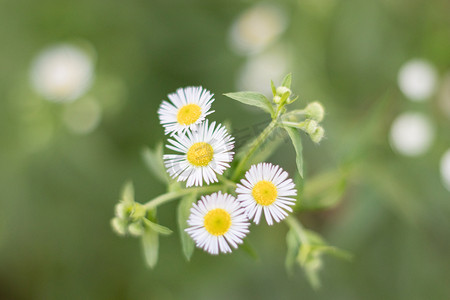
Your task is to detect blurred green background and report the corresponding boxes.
[1,0,450,299]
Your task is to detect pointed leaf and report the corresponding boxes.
[121,181,134,203]
[281,73,292,89]
[284,127,304,178]
[177,193,196,261]
[142,143,169,184]
[142,228,159,268]
[224,92,274,115]
[143,218,173,235]
[270,80,276,96]
[311,245,353,261]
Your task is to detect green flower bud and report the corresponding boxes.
[305,102,325,123]
[128,221,144,237]
[303,119,318,135]
[276,86,291,96]
[273,95,282,104]
[111,217,127,236]
[130,203,146,220]
[311,126,325,144]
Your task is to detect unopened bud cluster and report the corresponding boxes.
[282,101,325,144]
[111,201,147,237]
[273,85,297,105]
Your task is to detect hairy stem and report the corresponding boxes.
[231,120,278,181]
[143,184,227,210]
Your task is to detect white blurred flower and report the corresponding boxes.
[62,97,102,134]
[397,59,437,102]
[440,150,450,192]
[30,43,95,102]
[229,3,287,56]
[236,46,289,96]
[389,112,435,157]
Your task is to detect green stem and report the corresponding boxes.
[143,184,227,210]
[218,175,237,188]
[231,120,278,181]
[285,215,308,244]
[279,120,306,129]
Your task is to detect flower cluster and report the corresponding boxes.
[158,86,297,254]
[111,75,348,289]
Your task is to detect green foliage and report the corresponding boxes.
[224,92,274,116]
[177,193,196,260]
[285,217,351,289]
[284,127,304,178]
[142,218,173,236]
[142,227,159,269]
[281,73,292,89]
[121,181,135,203]
[142,143,169,184]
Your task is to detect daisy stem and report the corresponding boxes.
[285,216,309,244]
[143,184,228,210]
[231,120,278,181]
[218,175,237,188]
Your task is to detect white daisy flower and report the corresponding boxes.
[158,86,215,135]
[163,120,234,187]
[236,162,297,225]
[185,192,250,255]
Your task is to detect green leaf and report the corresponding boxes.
[270,80,276,96]
[143,218,173,236]
[240,239,259,261]
[285,228,300,274]
[142,228,159,268]
[142,143,169,184]
[284,127,304,178]
[310,245,353,261]
[224,92,274,115]
[177,193,196,261]
[281,73,292,89]
[121,181,134,203]
[293,173,305,212]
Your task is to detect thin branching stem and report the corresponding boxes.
[231,119,278,181]
[143,184,227,210]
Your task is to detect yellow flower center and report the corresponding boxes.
[187,142,214,167]
[252,180,278,206]
[176,103,202,125]
[204,208,231,236]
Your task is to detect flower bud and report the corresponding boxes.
[273,95,282,104]
[311,126,325,144]
[276,86,291,96]
[303,119,318,135]
[305,102,325,122]
[130,203,146,220]
[128,221,144,237]
[111,217,127,236]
